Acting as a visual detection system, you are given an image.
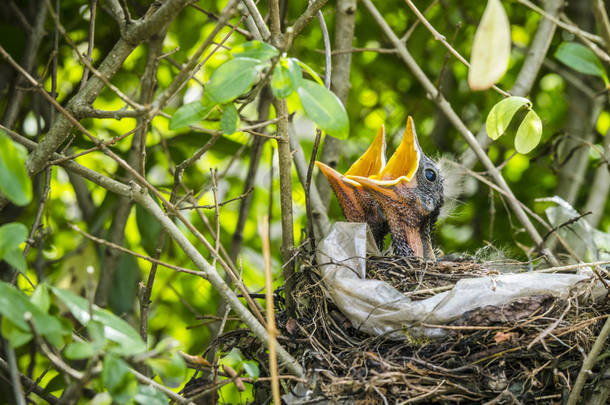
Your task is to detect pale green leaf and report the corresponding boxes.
[102,354,137,404]
[31,284,50,312]
[169,99,215,130]
[0,281,67,348]
[514,110,543,154]
[468,0,511,90]
[293,59,324,86]
[1,317,32,348]
[271,63,293,98]
[231,40,278,61]
[243,360,260,380]
[221,104,240,135]
[4,249,26,274]
[49,286,146,355]
[146,353,186,388]
[297,80,349,139]
[0,222,27,259]
[135,385,168,405]
[272,58,302,98]
[486,96,531,140]
[555,42,608,84]
[88,392,113,405]
[0,131,32,206]
[206,58,263,103]
[221,348,244,370]
[64,341,97,360]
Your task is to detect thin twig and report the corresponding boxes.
[79,0,97,89]
[0,356,58,404]
[4,344,26,405]
[305,9,332,250]
[403,0,510,97]
[69,223,207,277]
[566,316,610,405]
[241,0,270,40]
[270,0,297,315]
[179,187,253,210]
[259,215,281,405]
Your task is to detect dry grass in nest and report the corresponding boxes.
[212,254,609,404]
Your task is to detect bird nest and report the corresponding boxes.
[208,254,609,404]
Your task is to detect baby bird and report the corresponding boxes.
[347,117,444,260]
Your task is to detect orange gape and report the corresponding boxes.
[315,126,389,249]
[319,117,444,260]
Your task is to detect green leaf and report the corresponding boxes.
[221,348,244,370]
[221,104,240,135]
[4,249,26,274]
[242,360,260,380]
[514,110,543,154]
[31,284,50,312]
[87,321,106,346]
[297,80,349,139]
[146,352,186,388]
[102,354,137,404]
[135,197,162,256]
[293,59,324,86]
[64,341,97,360]
[286,58,303,89]
[206,58,263,104]
[1,317,32,348]
[109,252,140,316]
[0,281,67,348]
[49,286,146,355]
[271,59,299,99]
[45,374,66,393]
[231,40,278,61]
[88,392,113,405]
[0,222,27,259]
[135,385,169,405]
[169,99,215,130]
[0,131,32,206]
[485,96,531,140]
[555,42,609,84]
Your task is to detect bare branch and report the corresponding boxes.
[241,0,270,40]
[289,0,329,39]
[69,223,206,277]
[270,0,296,314]
[24,0,193,176]
[592,0,610,52]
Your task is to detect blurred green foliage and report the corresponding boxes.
[1,0,609,402]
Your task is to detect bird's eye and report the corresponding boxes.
[424,168,437,182]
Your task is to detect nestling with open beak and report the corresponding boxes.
[315,126,390,249]
[347,117,444,260]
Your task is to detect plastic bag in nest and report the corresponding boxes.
[316,222,606,339]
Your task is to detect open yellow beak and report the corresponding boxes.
[344,125,386,179]
[315,125,386,188]
[347,116,420,196]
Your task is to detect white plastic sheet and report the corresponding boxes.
[316,222,605,339]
